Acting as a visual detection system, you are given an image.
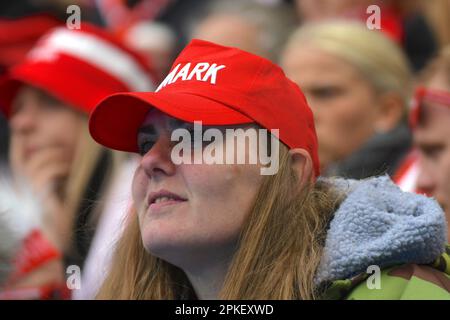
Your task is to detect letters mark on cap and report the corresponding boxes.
[156,62,226,92]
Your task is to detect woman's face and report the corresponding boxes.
[132,109,265,268]
[281,45,379,169]
[9,85,84,183]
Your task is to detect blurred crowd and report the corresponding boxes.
[0,0,449,299]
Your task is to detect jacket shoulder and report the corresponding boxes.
[346,263,450,300]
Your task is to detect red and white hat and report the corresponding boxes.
[409,86,450,129]
[89,39,320,177]
[0,23,156,118]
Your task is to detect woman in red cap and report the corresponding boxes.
[92,40,449,300]
[0,23,155,298]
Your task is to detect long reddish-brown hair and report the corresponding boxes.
[96,144,344,299]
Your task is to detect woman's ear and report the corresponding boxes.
[374,92,405,133]
[289,148,314,187]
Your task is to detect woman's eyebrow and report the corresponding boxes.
[168,117,189,128]
[138,125,157,135]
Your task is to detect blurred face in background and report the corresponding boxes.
[281,45,381,170]
[9,85,84,191]
[414,71,450,219]
[193,14,267,59]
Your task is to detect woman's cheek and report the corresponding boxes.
[180,164,236,208]
[131,167,149,209]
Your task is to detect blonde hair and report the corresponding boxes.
[55,118,124,256]
[282,21,412,108]
[96,144,344,300]
[8,87,124,259]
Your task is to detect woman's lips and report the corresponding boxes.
[148,199,187,213]
[146,189,188,214]
[24,146,39,159]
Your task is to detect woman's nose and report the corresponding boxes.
[10,106,36,135]
[140,135,176,179]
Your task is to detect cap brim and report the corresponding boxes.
[88,91,253,152]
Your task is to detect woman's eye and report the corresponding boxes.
[310,86,343,100]
[138,139,156,156]
[422,145,443,160]
[39,94,64,111]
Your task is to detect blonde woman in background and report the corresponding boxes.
[294,0,438,72]
[281,21,412,179]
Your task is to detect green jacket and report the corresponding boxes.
[323,245,450,300]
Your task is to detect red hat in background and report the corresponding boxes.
[89,39,320,177]
[0,22,156,118]
[409,86,450,129]
[0,14,62,69]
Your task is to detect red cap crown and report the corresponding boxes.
[89,39,320,176]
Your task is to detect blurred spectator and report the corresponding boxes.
[121,21,176,81]
[294,0,438,72]
[0,15,63,167]
[0,23,155,298]
[281,21,412,179]
[189,0,296,61]
[409,46,450,238]
[95,0,172,34]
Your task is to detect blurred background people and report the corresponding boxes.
[281,21,412,179]
[189,0,295,62]
[407,46,450,238]
[0,23,154,298]
[293,0,438,72]
[120,21,176,82]
[0,14,63,165]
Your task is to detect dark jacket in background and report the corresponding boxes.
[0,114,8,163]
[324,123,412,179]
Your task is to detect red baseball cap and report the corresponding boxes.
[0,23,155,118]
[89,39,320,176]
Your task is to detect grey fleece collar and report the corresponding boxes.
[315,175,448,286]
